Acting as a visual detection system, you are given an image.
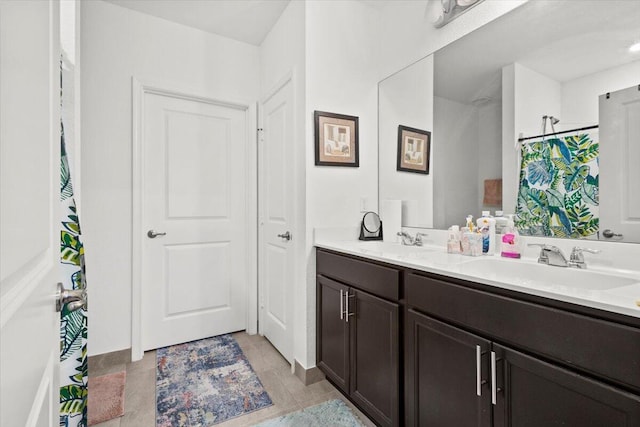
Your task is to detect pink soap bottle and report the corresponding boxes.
[500,219,521,258]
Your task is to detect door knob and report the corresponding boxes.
[147,230,167,238]
[277,231,291,241]
[602,229,623,239]
[56,282,87,312]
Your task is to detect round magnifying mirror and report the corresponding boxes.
[362,212,381,233]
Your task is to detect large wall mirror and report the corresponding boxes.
[378,0,640,243]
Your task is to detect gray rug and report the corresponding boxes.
[253,399,364,427]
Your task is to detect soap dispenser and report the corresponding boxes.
[500,219,521,258]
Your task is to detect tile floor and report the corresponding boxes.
[88,332,375,427]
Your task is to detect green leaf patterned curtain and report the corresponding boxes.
[515,132,599,238]
[60,123,88,427]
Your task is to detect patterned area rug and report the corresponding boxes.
[253,399,365,427]
[87,371,126,426]
[156,334,272,426]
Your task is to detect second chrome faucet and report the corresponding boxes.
[397,231,429,246]
[528,244,600,269]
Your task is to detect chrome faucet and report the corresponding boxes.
[568,247,601,269]
[528,244,568,267]
[397,231,429,246]
[528,244,600,269]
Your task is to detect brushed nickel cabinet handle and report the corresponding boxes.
[345,291,355,322]
[491,351,497,405]
[476,345,482,397]
[340,289,344,320]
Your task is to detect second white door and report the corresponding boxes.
[259,79,295,362]
[141,91,249,351]
[599,85,640,242]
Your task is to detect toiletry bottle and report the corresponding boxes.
[460,227,470,255]
[466,215,474,232]
[494,210,508,235]
[476,211,496,255]
[469,232,483,256]
[447,225,461,254]
[500,219,521,258]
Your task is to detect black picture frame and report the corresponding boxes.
[314,110,359,167]
[397,125,430,174]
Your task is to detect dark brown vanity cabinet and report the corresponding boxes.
[316,249,400,427]
[405,309,492,426]
[405,272,640,427]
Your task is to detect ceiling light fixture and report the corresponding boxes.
[630,42,640,53]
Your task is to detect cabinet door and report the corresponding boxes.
[405,309,492,427]
[493,344,640,427]
[316,275,349,393]
[350,289,399,427]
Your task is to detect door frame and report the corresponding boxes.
[131,78,258,361]
[257,70,299,362]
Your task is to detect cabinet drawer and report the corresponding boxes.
[317,249,400,301]
[407,272,640,393]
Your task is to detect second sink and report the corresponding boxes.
[457,258,638,291]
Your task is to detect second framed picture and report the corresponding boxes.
[397,125,431,174]
[314,110,359,167]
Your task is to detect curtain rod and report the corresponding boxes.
[518,125,599,142]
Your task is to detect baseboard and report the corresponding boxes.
[294,360,325,386]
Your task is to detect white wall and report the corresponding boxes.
[377,0,528,80]
[502,63,561,215]
[258,0,309,369]
[433,96,479,228]
[81,0,259,356]
[379,56,434,228]
[303,0,382,368]
[477,100,502,212]
[561,60,640,129]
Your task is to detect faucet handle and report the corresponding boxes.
[415,232,429,246]
[571,247,601,254]
[527,243,550,249]
[527,243,561,252]
[570,246,601,263]
[397,231,414,245]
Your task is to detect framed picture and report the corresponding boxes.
[397,125,431,174]
[314,110,359,167]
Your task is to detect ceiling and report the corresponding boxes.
[434,0,640,104]
[104,0,290,46]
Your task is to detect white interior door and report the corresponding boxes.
[0,0,61,425]
[141,91,249,351]
[599,85,640,242]
[259,79,294,362]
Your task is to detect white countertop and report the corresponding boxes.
[315,238,640,319]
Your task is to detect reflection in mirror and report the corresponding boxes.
[379,56,434,228]
[378,0,640,243]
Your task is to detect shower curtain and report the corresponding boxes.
[515,132,599,238]
[59,124,88,425]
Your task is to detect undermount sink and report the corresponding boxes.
[457,258,638,291]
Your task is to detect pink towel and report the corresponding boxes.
[483,179,502,206]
